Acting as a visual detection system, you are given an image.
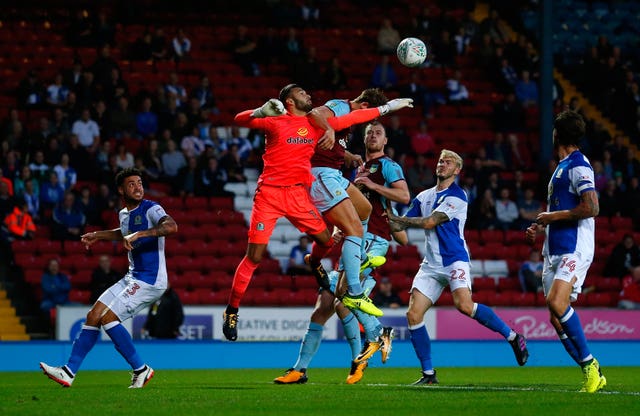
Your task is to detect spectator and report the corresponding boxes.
[493,92,525,132]
[282,27,304,62]
[181,126,206,159]
[495,187,519,230]
[287,235,312,276]
[2,198,36,241]
[40,171,66,212]
[619,267,640,310]
[90,45,120,87]
[431,30,456,68]
[151,27,169,61]
[143,288,184,339]
[164,71,188,108]
[175,156,198,197]
[300,0,320,27]
[63,59,84,90]
[171,28,191,61]
[13,166,39,200]
[323,56,348,92]
[109,96,137,139]
[114,143,135,171]
[256,27,283,66]
[50,108,71,140]
[89,255,121,304]
[598,179,622,217]
[0,181,13,222]
[53,153,77,191]
[93,10,115,47]
[622,176,640,222]
[519,250,543,293]
[219,144,247,183]
[475,188,498,230]
[372,277,403,308]
[229,25,260,76]
[46,72,70,108]
[22,180,40,222]
[605,234,640,279]
[386,115,411,158]
[136,97,159,140]
[52,192,86,241]
[516,188,542,230]
[376,18,401,55]
[292,46,323,90]
[446,69,470,103]
[71,108,100,154]
[198,157,233,198]
[191,75,217,112]
[410,121,436,156]
[40,258,71,313]
[77,185,99,226]
[370,55,398,90]
[17,69,46,109]
[130,31,153,61]
[161,139,187,182]
[140,139,163,181]
[27,150,49,184]
[67,9,93,47]
[514,70,538,108]
[102,68,129,107]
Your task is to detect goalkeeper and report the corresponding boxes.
[221,84,413,341]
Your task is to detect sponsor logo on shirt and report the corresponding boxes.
[287,137,314,144]
[134,215,142,225]
[297,127,309,136]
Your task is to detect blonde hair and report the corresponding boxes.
[440,149,463,170]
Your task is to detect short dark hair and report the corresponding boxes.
[279,83,301,103]
[115,167,143,188]
[554,110,585,147]
[354,88,388,106]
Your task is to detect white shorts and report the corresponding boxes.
[97,275,166,321]
[411,260,471,304]
[542,253,592,302]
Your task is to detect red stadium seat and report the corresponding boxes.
[472,276,495,291]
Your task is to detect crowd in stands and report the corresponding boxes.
[1,1,639,316]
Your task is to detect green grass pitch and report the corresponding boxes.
[2,367,639,416]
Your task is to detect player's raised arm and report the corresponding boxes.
[328,98,414,131]
[234,99,285,126]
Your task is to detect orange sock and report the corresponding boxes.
[228,256,259,308]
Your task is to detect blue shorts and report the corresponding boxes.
[310,167,351,213]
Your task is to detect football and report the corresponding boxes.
[396,37,427,68]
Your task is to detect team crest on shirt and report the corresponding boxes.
[256,222,265,231]
[134,215,142,225]
[369,164,379,173]
[297,127,308,136]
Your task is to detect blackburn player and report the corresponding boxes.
[526,110,606,393]
[387,149,529,385]
[40,167,178,388]
[222,84,413,340]
[274,121,411,385]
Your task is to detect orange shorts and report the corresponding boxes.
[247,184,327,244]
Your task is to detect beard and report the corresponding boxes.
[293,97,313,112]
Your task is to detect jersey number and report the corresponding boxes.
[126,283,141,296]
[559,258,576,273]
[449,269,466,281]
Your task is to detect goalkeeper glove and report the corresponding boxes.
[252,99,285,118]
[377,98,414,115]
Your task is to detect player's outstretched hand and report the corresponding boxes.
[378,98,414,115]
[525,223,542,245]
[252,99,285,118]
